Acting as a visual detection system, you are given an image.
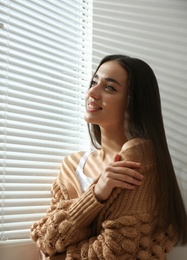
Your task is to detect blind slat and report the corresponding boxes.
[4,220,43,229]
[1,183,52,189]
[1,191,51,199]
[2,206,48,215]
[3,229,32,239]
[0,199,51,207]
[1,175,54,183]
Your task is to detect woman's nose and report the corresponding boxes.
[88,84,101,100]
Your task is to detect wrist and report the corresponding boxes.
[94,185,104,203]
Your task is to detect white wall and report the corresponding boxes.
[92,0,187,258]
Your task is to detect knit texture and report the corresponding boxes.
[31,138,178,259]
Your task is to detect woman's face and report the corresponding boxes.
[84,60,129,130]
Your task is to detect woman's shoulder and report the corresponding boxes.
[121,137,151,150]
[62,151,92,175]
[120,138,155,165]
[63,151,90,170]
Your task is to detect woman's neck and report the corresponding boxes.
[99,127,127,162]
[84,127,127,179]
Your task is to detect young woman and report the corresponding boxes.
[31,55,187,259]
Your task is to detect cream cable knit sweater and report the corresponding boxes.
[31,139,178,259]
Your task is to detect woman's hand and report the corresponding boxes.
[94,154,143,202]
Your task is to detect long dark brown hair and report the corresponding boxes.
[87,54,187,245]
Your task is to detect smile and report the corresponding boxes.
[88,104,101,110]
[87,102,102,111]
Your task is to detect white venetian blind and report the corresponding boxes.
[0,0,92,244]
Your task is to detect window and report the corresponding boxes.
[0,0,92,245]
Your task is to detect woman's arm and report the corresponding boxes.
[64,213,176,260]
[31,165,104,256]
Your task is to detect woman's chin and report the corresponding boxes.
[84,113,95,123]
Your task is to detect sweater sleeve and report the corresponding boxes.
[30,155,104,256]
[65,213,177,260]
[57,139,177,259]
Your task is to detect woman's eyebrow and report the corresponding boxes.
[93,74,122,87]
[105,77,122,87]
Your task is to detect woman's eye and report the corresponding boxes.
[91,80,97,87]
[105,85,117,92]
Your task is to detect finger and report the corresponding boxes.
[123,161,141,168]
[114,154,121,162]
[122,167,144,180]
[106,165,143,180]
[112,173,143,186]
[111,160,141,168]
[112,179,136,190]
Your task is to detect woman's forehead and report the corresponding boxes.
[95,61,128,85]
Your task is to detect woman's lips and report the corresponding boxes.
[87,102,102,111]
